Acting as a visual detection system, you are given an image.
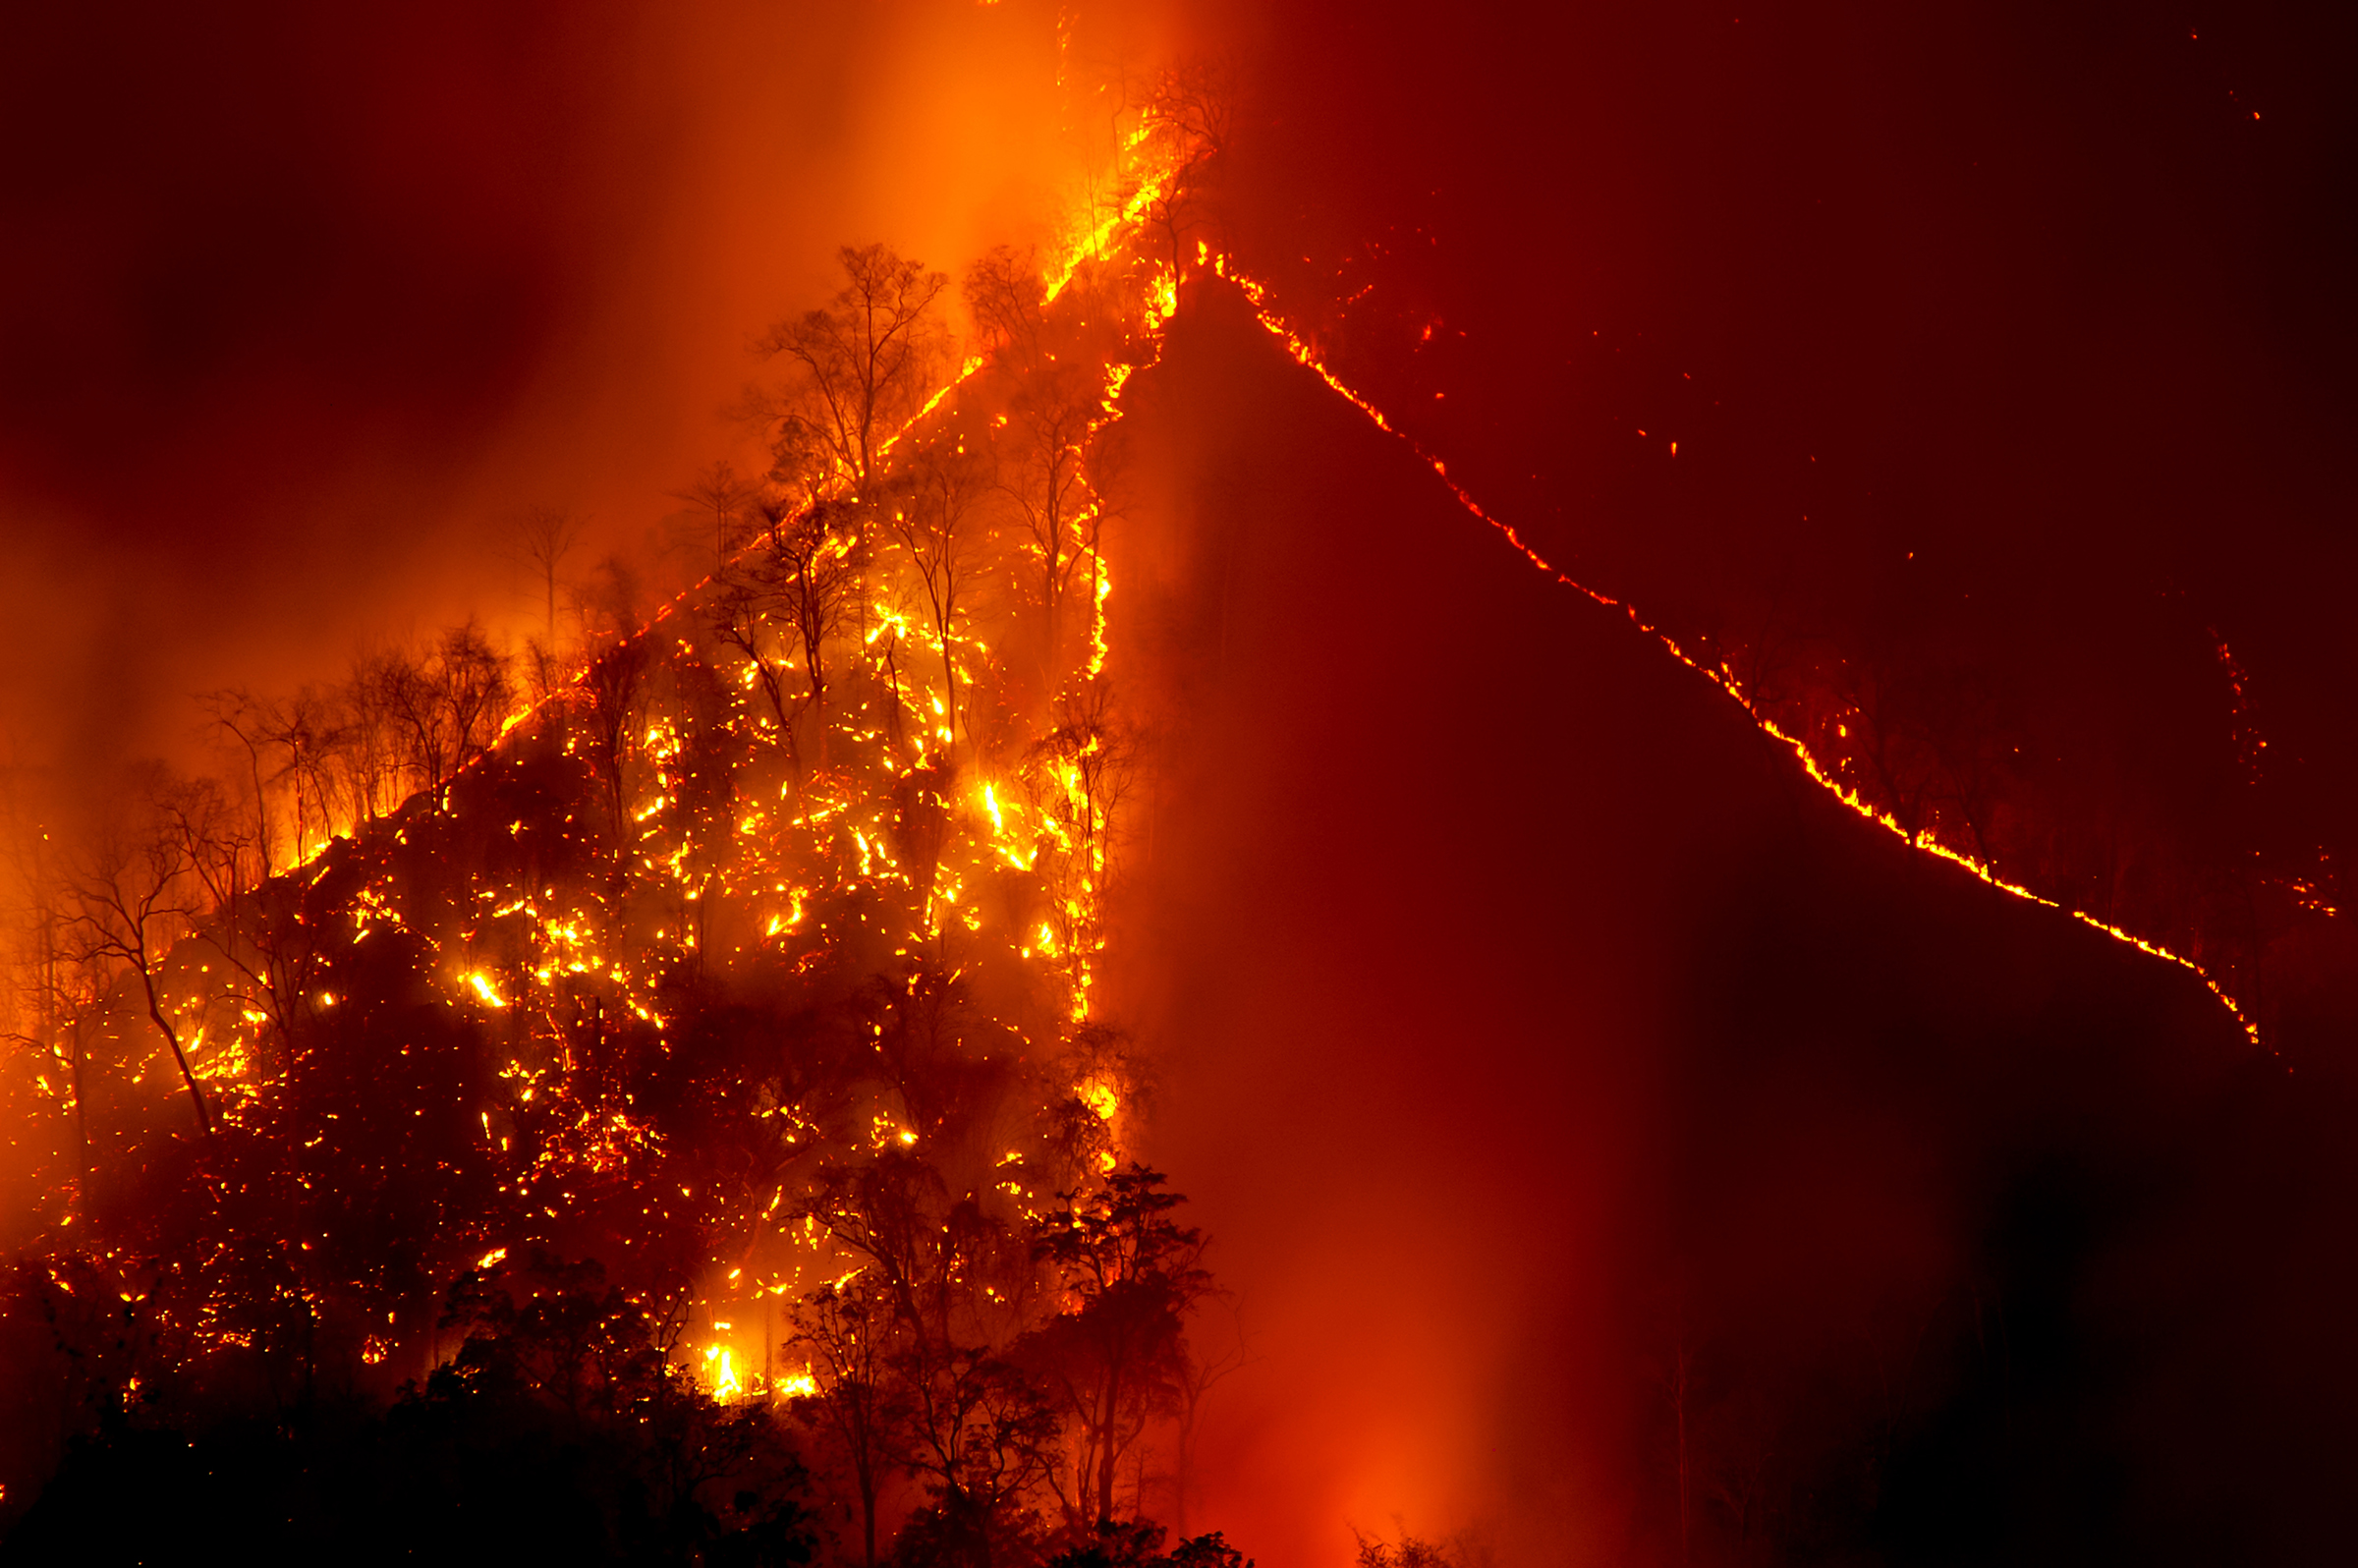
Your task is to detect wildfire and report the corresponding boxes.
[1204,250,2265,1050]
[702,1344,743,1402]
[14,65,2270,1550]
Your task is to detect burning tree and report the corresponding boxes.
[1023,689,1139,1020]
[884,415,993,758]
[968,247,1116,686]
[58,767,223,1136]
[0,82,1248,1563]
[758,244,952,498]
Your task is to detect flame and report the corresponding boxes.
[1207,252,2264,1048]
[51,70,2269,1444]
[702,1344,743,1402]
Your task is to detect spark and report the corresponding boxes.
[1208,252,2263,1049]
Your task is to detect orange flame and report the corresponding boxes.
[1207,252,2263,1049]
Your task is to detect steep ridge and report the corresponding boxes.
[9,232,2356,1562]
[1117,279,2353,1566]
[0,233,1208,1560]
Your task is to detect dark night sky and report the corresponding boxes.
[7,2,2358,1562]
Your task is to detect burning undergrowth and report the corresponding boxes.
[0,24,2329,1564]
[0,82,1251,1567]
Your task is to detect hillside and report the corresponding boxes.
[0,177,1236,1564]
[5,142,2356,1568]
[1114,279,2358,1567]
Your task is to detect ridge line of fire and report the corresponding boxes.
[1203,252,2265,1052]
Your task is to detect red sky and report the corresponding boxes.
[0,0,1165,775]
[8,2,2358,1561]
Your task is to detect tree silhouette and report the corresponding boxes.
[353,621,516,800]
[758,245,950,496]
[508,505,585,651]
[61,766,215,1134]
[1028,1167,1210,1528]
[790,1274,911,1568]
[886,416,991,756]
[672,460,761,577]
[969,248,1105,683]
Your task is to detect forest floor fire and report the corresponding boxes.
[1,18,2346,1565]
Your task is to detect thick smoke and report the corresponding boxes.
[7,2,2358,1564]
[0,0,1162,778]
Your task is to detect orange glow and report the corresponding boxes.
[702,1344,743,1401]
[1207,252,2264,1049]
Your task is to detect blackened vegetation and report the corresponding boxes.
[11,1252,817,1566]
[0,111,1250,1564]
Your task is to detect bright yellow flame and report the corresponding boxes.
[703,1345,743,1401]
[1209,250,2266,1050]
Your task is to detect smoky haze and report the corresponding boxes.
[0,0,1164,779]
[1112,279,2339,1564]
[1102,1,2358,1559]
[6,1,2358,1564]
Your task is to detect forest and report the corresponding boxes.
[4,14,2350,1563]
[0,75,1265,1566]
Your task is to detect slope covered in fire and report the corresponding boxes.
[0,173,1250,1561]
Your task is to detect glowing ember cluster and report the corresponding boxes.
[0,42,2285,1554]
[0,79,1218,1518]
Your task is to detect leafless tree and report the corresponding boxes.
[61,768,217,1134]
[584,637,651,848]
[709,568,791,726]
[149,771,320,1061]
[263,685,348,860]
[768,509,862,771]
[758,244,950,497]
[966,246,1049,365]
[340,649,406,825]
[197,685,355,874]
[198,689,281,879]
[508,506,584,651]
[969,250,1106,684]
[1165,1297,1251,1537]
[1139,58,1236,272]
[669,460,760,578]
[885,417,992,756]
[351,621,517,803]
